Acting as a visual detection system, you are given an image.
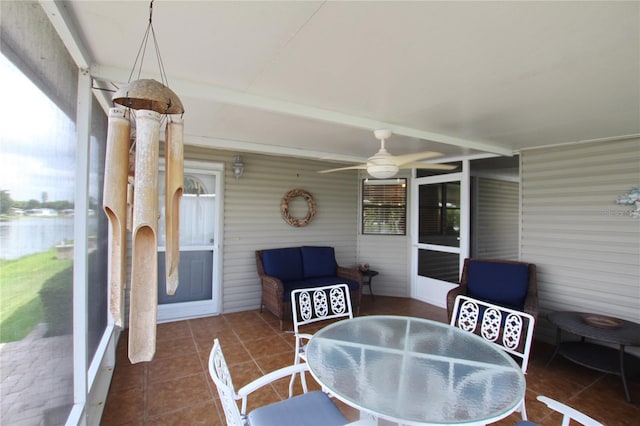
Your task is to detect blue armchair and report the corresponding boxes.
[446,258,538,322]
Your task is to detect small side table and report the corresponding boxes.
[361,270,378,300]
[546,311,640,402]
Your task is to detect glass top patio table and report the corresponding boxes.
[305,315,526,426]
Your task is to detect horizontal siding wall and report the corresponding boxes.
[185,147,359,313]
[473,177,519,259]
[357,170,412,298]
[520,138,640,341]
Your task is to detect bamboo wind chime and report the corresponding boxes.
[102,1,185,364]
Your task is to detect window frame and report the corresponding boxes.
[361,178,408,235]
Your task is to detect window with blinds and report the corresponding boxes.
[362,179,407,235]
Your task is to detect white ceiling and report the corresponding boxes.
[48,1,639,167]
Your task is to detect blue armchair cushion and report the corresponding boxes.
[467,261,529,311]
[262,248,303,282]
[301,246,336,279]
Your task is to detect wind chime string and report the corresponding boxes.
[126,0,171,90]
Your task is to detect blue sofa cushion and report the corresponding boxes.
[302,276,359,291]
[467,261,529,311]
[262,248,303,282]
[301,246,336,279]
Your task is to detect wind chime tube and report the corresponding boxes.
[129,109,161,363]
[103,107,130,327]
[164,117,184,295]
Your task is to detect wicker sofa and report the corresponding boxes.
[256,246,362,329]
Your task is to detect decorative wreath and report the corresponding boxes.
[281,189,316,227]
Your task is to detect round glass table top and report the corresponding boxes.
[305,315,526,425]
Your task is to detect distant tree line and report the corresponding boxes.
[0,189,74,215]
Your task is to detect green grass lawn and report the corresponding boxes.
[0,249,73,343]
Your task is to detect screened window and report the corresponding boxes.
[0,51,76,424]
[362,179,407,235]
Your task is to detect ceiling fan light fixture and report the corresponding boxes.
[367,163,399,179]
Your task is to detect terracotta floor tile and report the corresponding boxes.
[231,322,278,342]
[147,373,212,417]
[192,330,240,358]
[152,336,197,360]
[200,341,251,368]
[227,360,263,389]
[223,310,264,328]
[259,310,286,329]
[101,386,144,425]
[241,334,293,360]
[188,315,231,333]
[148,352,204,384]
[104,295,640,426]
[253,351,294,372]
[108,361,146,393]
[147,401,220,426]
[155,320,191,342]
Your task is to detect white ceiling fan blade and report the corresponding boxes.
[400,161,457,170]
[318,164,367,173]
[391,151,443,166]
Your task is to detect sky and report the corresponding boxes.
[0,53,77,202]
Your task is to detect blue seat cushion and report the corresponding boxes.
[262,248,303,282]
[283,277,359,301]
[467,261,529,311]
[247,390,347,426]
[301,246,336,279]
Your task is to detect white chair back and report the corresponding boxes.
[289,284,353,397]
[451,295,536,421]
[291,283,354,332]
[208,338,245,426]
[450,295,536,373]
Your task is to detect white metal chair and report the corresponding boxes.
[289,284,354,396]
[516,395,603,426]
[208,338,373,426]
[450,295,536,421]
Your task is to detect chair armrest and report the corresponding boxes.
[337,265,362,285]
[258,273,287,328]
[524,263,538,321]
[523,291,539,321]
[259,274,284,292]
[536,396,602,426]
[238,363,310,396]
[337,266,363,315]
[297,332,314,341]
[238,363,311,413]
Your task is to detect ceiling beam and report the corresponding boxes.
[185,135,365,163]
[91,63,513,156]
[39,0,91,69]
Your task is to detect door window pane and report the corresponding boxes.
[157,251,213,304]
[418,182,460,247]
[158,173,216,247]
[417,249,460,282]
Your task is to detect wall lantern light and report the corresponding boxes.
[233,155,244,179]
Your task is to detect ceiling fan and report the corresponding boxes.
[318,129,455,179]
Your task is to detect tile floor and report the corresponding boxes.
[102,296,640,425]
